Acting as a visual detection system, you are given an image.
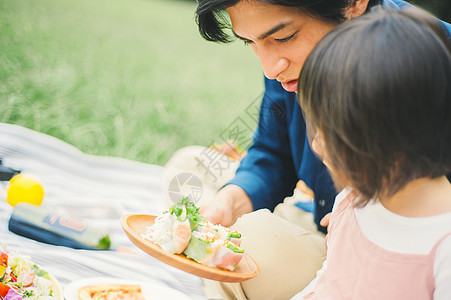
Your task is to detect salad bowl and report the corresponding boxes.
[0,246,63,300]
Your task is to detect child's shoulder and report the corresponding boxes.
[332,187,358,211]
[436,233,451,263]
[355,201,451,255]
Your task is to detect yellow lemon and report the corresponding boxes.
[8,173,24,185]
[6,174,45,207]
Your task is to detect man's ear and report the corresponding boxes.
[348,0,370,18]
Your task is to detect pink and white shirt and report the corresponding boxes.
[294,188,451,300]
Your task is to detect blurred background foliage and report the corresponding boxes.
[0,0,449,167]
[0,0,263,166]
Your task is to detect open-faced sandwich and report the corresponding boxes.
[142,198,244,271]
[0,245,62,300]
[78,284,145,300]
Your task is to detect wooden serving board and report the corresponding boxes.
[121,214,259,283]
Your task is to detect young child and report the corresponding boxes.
[294,6,451,300]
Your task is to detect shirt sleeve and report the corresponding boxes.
[228,77,298,211]
[434,235,451,300]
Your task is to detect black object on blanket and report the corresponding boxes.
[8,203,111,250]
[0,159,20,181]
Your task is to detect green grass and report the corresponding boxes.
[0,0,263,165]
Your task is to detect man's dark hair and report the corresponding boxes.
[195,0,382,43]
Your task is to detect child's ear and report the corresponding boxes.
[348,0,370,19]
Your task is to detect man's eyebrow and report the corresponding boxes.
[259,22,292,40]
[233,22,293,41]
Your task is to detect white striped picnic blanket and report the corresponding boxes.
[0,123,206,299]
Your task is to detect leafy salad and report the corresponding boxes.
[144,197,245,271]
[0,245,60,300]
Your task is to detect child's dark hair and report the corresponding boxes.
[297,7,451,205]
[195,0,382,43]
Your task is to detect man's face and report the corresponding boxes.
[227,0,337,93]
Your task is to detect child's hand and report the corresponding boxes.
[320,213,331,232]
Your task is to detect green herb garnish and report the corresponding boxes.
[170,197,205,229]
[226,243,244,253]
[23,290,34,297]
[228,232,241,239]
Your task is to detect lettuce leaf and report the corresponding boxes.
[183,235,211,263]
[169,197,205,230]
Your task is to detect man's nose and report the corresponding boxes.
[257,48,289,80]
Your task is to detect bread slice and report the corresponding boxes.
[78,284,145,300]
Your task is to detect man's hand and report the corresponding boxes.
[199,184,253,227]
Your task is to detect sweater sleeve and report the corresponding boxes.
[228,77,298,211]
